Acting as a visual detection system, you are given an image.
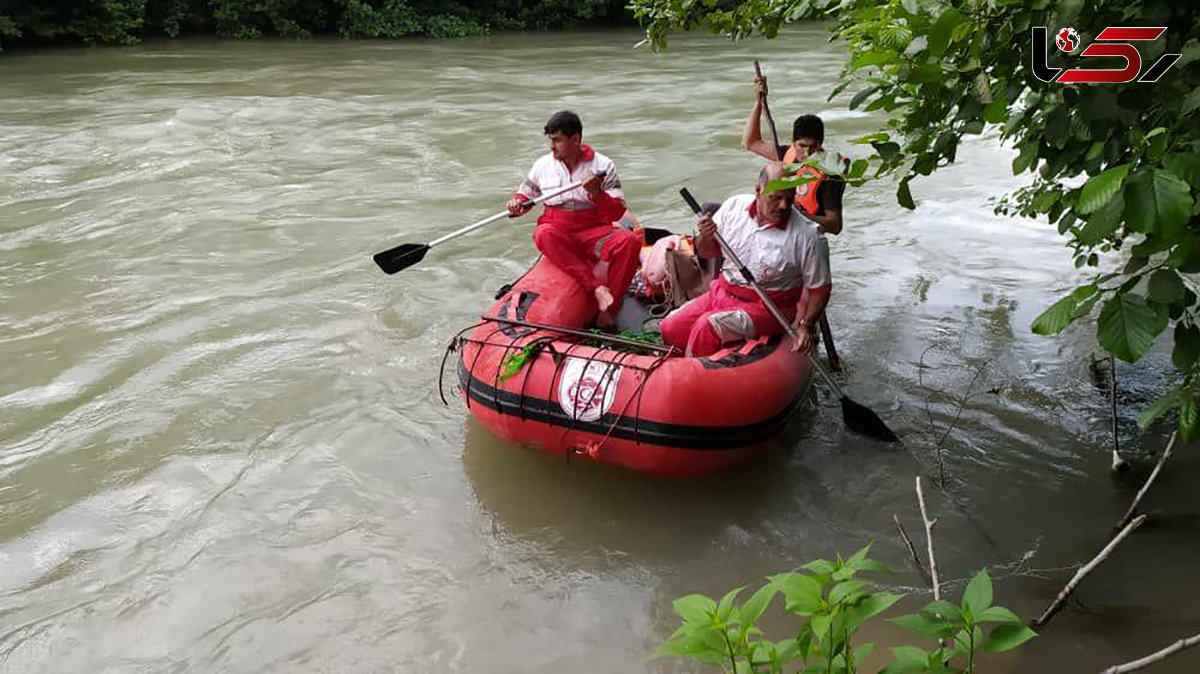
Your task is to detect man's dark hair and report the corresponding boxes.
[544,110,582,138]
[791,114,824,142]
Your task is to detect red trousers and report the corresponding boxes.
[533,207,641,313]
[661,276,801,357]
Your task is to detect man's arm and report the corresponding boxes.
[742,76,782,161]
[807,209,842,235]
[806,176,846,235]
[695,212,721,259]
[506,166,542,217]
[584,166,626,222]
[790,231,833,353]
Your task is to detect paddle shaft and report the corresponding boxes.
[680,189,846,399]
[427,180,585,248]
[754,60,785,162]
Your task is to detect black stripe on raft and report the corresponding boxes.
[457,360,807,450]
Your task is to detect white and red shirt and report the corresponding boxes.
[515,144,624,210]
[714,194,832,293]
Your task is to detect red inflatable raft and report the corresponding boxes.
[452,258,815,476]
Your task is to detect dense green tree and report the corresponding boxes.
[0,0,632,48]
[633,0,1200,440]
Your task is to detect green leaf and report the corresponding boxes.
[1183,88,1200,115]
[1148,269,1185,305]
[1078,164,1132,215]
[771,573,824,615]
[763,173,819,196]
[1163,153,1200,189]
[1138,389,1180,429]
[845,592,903,629]
[872,141,901,161]
[897,178,915,210]
[673,594,717,624]
[717,586,744,622]
[1124,169,1194,238]
[1180,393,1199,443]
[976,606,1022,624]
[1173,323,1200,371]
[800,559,836,575]
[982,97,1008,124]
[890,612,958,640]
[852,50,896,68]
[927,8,965,57]
[848,159,869,179]
[922,600,964,623]
[1078,193,1125,245]
[777,636,800,663]
[1098,292,1168,363]
[983,624,1037,652]
[962,569,994,616]
[881,645,930,674]
[829,580,867,606]
[810,613,832,640]
[1031,293,1079,335]
[852,643,877,666]
[851,131,890,145]
[850,85,880,111]
[653,629,729,663]
[738,583,778,627]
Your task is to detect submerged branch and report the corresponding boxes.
[1116,431,1177,530]
[1033,515,1147,629]
[1100,632,1200,674]
[894,513,932,588]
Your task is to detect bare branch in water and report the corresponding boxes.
[1116,431,1177,530]
[1033,515,1148,629]
[1100,631,1200,674]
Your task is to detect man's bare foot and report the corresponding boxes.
[593,285,615,312]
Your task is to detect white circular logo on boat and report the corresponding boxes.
[558,357,621,422]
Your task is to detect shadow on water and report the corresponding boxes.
[461,412,834,564]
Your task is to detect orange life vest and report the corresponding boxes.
[782,146,825,216]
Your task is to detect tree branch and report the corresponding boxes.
[1100,631,1200,674]
[1116,431,1177,530]
[894,514,932,588]
[1108,354,1129,473]
[916,476,940,601]
[1032,515,1147,629]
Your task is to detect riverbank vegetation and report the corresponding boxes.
[636,0,1200,670]
[0,0,632,49]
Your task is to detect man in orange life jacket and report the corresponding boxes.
[505,111,640,328]
[741,74,846,236]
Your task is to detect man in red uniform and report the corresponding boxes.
[660,163,832,357]
[505,111,640,328]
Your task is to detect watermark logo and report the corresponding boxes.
[1032,26,1181,84]
[1055,27,1080,53]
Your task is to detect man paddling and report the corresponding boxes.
[660,163,832,357]
[505,111,640,328]
[742,75,846,236]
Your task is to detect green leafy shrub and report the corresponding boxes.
[655,545,1035,673]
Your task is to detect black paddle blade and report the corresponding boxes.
[840,396,900,443]
[373,243,430,275]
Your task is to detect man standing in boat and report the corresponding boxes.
[660,163,832,357]
[741,74,847,236]
[505,111,641,328]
